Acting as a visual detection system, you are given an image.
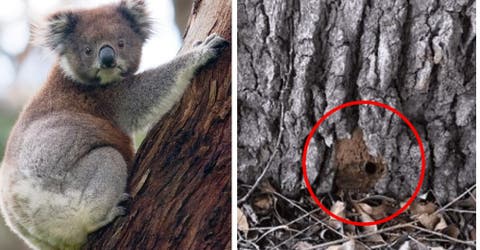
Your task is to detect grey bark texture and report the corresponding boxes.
[238,0,475,203]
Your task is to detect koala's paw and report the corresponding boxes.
[110,206,127,218]
[192,40,203,47]
[119,193,131,202]
[195,33,229,66]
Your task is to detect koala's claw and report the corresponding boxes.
[196,33,229,53]
[88,206,127,232]
[194,33,229,67]
[189,34,228,69]
[204,33,218,44]
[119,193,131,202]
[193,40,203,47]
[112,206,127,217]
[203,33,229,51]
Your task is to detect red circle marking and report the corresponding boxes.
[302,100,426,226]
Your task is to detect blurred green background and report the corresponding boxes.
[0,0,192,248]
[0,110,15,162]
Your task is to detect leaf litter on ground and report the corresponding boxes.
[237,182,476,249]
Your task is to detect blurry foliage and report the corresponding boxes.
[0,113,16,161]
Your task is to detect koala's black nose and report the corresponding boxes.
[99,45,116,68]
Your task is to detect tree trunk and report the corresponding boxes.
[238,0,475,203]
[174,0,194,33]
[85,0,231,249]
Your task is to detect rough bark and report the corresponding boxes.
[85,0,231,249]
[238,0,475,203]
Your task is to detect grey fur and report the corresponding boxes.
[111,34,229,132]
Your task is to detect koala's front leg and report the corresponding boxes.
[109,34,229,133]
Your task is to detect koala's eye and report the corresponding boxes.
[118,40,125,48]
[84,47,92,56]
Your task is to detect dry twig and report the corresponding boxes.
[407,225,476,247]
[434,184,476,215]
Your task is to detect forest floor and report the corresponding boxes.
[238,182,476,250]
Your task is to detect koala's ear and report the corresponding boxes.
[118,0,152,41]
[33,11,78,52]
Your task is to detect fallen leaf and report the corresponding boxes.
[331,201,346,217]
[357,202,389,220]
[252,194,273,212]
[418,213,440,230]
[443,224,460,238]
[398,241,410,250]
[259,181,277,193]
[354,203,383,242]
[416,212,447,232]
[237,207,249,235]
[409,201,437,216]
[326,239,359,250]
[434,215,447,231]
[357,203,373,214]
[294,241,314,250]
[328,201,345,230]
[457,195,476,209]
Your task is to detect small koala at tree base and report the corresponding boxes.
[0,1,228,249]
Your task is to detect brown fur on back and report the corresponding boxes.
[10,64,134,165]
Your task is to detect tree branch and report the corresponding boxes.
[85,0,231,248]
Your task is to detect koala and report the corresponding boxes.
[0,1,228,249]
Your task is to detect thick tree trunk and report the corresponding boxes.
[238,0,475,203]
[85,0,231,249]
